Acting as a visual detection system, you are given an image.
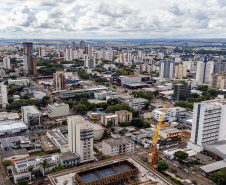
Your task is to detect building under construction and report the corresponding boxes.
[74,160,139,185]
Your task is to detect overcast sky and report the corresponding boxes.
[1,0,226,39]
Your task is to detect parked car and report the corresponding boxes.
[28,182,34,185]
[173,164,178,167]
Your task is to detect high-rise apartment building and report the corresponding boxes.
[214,60,226,73]
[84,58,96,69]
[68,116,93,162]
[196,58,214,84]
[53,71,66,91]
[3,57,11,70]
[64,48,73,61]
[23,42,37,75]
[212,71,226,89]
[38,46,46,57]
[159,60,175,78]
[188,99,226,152]
[71,42,76,51]
[88,45,93,58]
[174,63,187,79]
[172,81,191,101]
[0,84,8,108]
[80,40,85,51]
[138,63,152,74]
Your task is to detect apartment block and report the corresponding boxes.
[68,116,93,162]
[0,84,8,108]
[172,81,191,101]
[53,71,66,91]
[212,71,226,89]
[101,113,118,126]
[165,107,187,123]
[102,137,134,156]
[115,110,133,123]
[188,100,226,152]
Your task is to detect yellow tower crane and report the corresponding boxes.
[147,104,167,169]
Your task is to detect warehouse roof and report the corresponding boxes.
[200,160,226,173]
[0,120,28,133]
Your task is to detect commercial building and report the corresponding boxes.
[172,81,191,101]
[159,127,182,141]
[3,57,10,70]
[21,106,42,128]
[101,113,118,126]
[8,79,29,86]
[80,40,85,51]
[68,116,93,162]
[115,110,133,123]
[0,84,8,108]
[53,71,66,91]
[152,108,166,121]
[94,91,112,99]
[111,75,151,86]
[165,107,187,123]
[59,87,107,99]
[0,112,19,121]
[196,57,214,84]
[188,99,226,152]
[212,71,226,89]
[60,151,80,168]
[102,137,134,156]
[84,58,96,69]
[47,103,69,118]
[0,120,28,135]
[159,60,175,78]
[23,42,37,75]
[128,98,149,111]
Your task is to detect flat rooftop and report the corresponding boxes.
[0,112,19,120]
[104,137,133,147]
[22,105,41,114]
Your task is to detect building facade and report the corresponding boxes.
[53,71,66,91]
[68,116,93,162]
[115,110,133,123]
[212,71,226,89]
[188,100,226,152]
[196,58,214,84]
[0,84,8,108]
[172,81,191,101]
[102,137,134,156]
[101,113,118,126]
[21,106,42,128]
[47,103,69,118]
[23,42,37,75]
[159,60,175,78]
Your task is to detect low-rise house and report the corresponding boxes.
[159,127,182,144]
[47,103,69,118]
[101,113,118,126]
[60,151,80,168]
[102,137,134,156]
[152,108,166,121]
[115,110,133,123]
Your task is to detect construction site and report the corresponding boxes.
[74,160,139,185]
[48,155,173,185]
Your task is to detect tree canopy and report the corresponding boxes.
[157,160,169,171]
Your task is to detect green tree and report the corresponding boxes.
[196,85,208,91]
[2,160,11,168]
[153,90,159,97]
[17,178,28,185]
[40,159,50,176]
[73,104,88,114]
[62,120,67,125]
[174,151,188,163]
[120,121,130,127]
[102,130,111,139]
[28,166,33,175]
[100,155,111,160]
[157,160,169,171]
[209,168,226,185]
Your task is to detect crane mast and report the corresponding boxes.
[147,104,167,168]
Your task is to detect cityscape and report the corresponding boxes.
[1,1,226,185]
